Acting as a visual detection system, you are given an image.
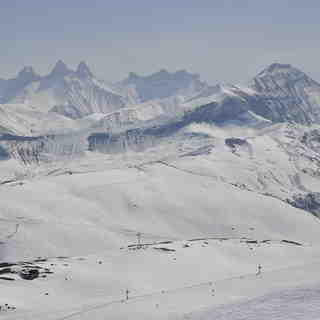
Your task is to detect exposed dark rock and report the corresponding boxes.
[246,240,258,244]
[250,63,320,125]
[281,239,303,246]
[0,268,12,275]
[33,258,48,263]
[288,193,320,217]
[0,277,15,281]
[153,247,176,252]
[301,129,320,152]
[0,144,10,160]
[19,268,40,280]
[225,138,247,148]
[0,263,16,268]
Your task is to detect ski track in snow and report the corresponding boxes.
[3,258,320,320]
[58,263,320,320]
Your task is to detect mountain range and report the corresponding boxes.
[1,61,320,319]
[0,61,320,213]
[1,61,320,136]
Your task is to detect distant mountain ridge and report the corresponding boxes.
[250,63,320,124]
[176,63,320,127]
[0,61,320,220]
[0,62,210,125]
[120,69,208,103]
[0,60,128,119]
[0,61,320,138]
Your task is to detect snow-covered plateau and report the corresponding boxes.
[0,62,320,319]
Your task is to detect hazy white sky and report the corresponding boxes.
[1,0,320,84]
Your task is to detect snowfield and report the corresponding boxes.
[0,125,320,319]
[0,62,320,319]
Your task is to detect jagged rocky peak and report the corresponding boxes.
[247,63,320,125]
[122,68,208,102]
[16,66,40,82]
[252,63,319,93]
[128,72,139,80]
[48,60,73,78]
[76,61,93,78]
[259,63,293,75]
[255,63,300,82]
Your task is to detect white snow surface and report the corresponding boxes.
[0,121,320,319]
[1,63,320,319]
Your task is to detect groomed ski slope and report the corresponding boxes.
[1,237,320,320]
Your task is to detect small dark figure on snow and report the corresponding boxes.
[256,264,262,276]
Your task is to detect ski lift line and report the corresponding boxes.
[5,259,320,320]
[53,259,320,320]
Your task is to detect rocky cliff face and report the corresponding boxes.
[301,129,320,153]
[46,61,129,118]
[289,193,320,217]
[250,63,320,124]
[0,131,88,165]
[0,134,45,165]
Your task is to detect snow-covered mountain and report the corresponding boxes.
[0,67,41,105]
[2,62,320,131]
[2,62,320,169]
[0,61,128,119]
[1,119,320,320]
[170,63,320,129]
[250,63,320,124]
[1,61,320,320]
[0,64,212,136]
[120,69,208,103]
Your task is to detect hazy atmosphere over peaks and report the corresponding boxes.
[1,0,320,83]
[2,2,320,319]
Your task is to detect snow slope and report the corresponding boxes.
[0,62,320,319]
[2,154,320,261]
[1,218,320,319]
[0,122,319,319]
[176,263,320,320]
[0,128,319,318]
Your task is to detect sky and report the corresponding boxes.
[1,0,320,84]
